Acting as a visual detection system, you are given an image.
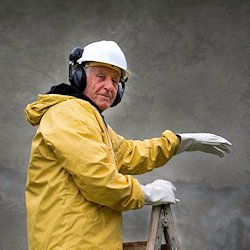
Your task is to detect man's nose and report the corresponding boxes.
[104,78,115,91]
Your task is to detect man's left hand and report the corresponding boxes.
[176,133,232,157]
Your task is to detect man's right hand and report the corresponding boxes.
[140,179,179,206]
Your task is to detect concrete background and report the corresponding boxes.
[0,0,249,249]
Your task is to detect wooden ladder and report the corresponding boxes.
[123,204,180,250]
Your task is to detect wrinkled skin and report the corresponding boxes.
[84,66,120,111]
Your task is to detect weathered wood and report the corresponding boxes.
[146,206,162,250]
[123,241,167,250]
[123,241,147,249]
[146,204,180,250]
[123,204,180,250]
[163,205,181,250]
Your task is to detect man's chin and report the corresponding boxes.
[96,101,111,112]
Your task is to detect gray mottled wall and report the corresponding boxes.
[0,0,249,249]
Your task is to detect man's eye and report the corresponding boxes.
[98,75,105,80]
[112,80,119,89]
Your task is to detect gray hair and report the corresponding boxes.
[83,66,92,76]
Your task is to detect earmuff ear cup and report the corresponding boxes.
[111,83,125,107]
[71,67,87,92]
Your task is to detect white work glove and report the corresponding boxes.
[177,133,232,157]
[141,179,179,206]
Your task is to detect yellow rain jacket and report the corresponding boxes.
[25,92,179,250]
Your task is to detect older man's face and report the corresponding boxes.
[83,65,120,112]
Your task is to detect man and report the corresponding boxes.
[25,40,231,249]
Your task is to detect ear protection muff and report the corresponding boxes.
[111,81,125,107]
[68,46,126,107]
[69,47,87,92]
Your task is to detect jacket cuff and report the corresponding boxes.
[162,130,181,155]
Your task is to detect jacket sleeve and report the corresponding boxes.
[40,100,144,212]
[108,126,180,175]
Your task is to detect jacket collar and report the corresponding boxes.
[46,83,102,113]
[46,83,107,126]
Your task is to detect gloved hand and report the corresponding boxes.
[140,179,179,206]
[176,133,232,157]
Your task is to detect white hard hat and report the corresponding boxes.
[77,40,130,82]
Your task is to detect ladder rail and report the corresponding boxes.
[162,204,180,250]
[146,205,162,250]
[146,204,180,250]
[123,204,180,250]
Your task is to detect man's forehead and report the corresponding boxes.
[91,66,121,78]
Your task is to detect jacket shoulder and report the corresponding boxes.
[47,98,98,119]
[40,98,102,135]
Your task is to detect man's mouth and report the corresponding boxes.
[99,93,111,100]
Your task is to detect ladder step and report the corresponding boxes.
[123,241,168,250]
[123,241,147,249]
